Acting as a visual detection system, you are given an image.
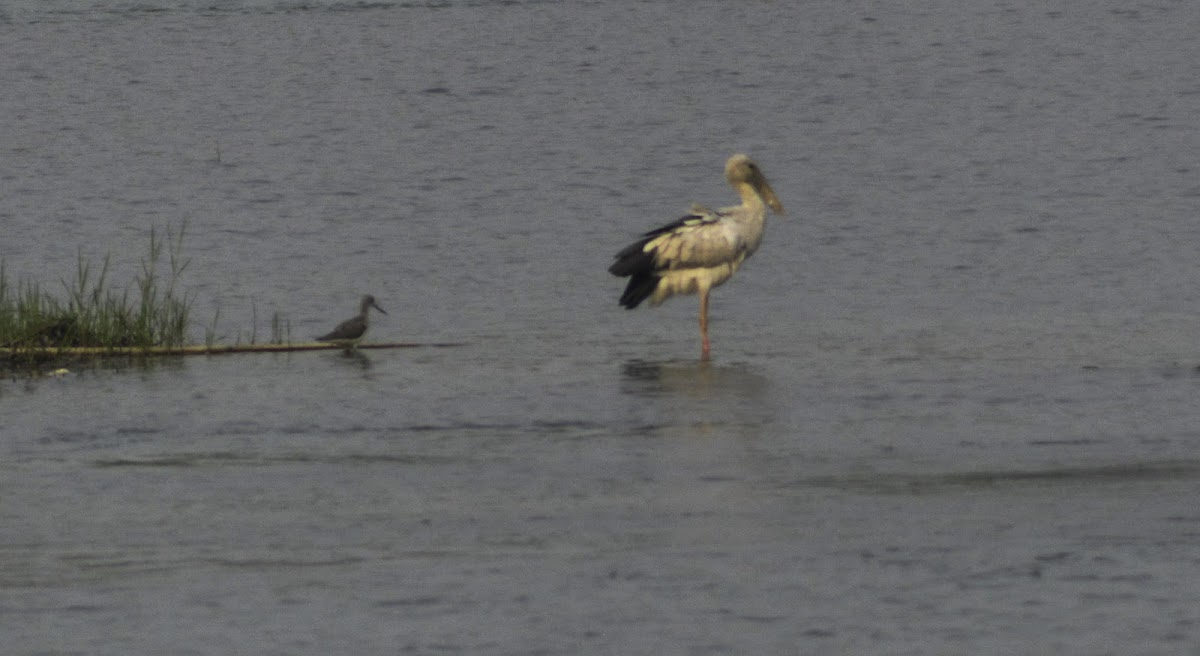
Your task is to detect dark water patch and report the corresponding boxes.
[211,555,365,568]
[733,613,790,624]
[297,1,407,12]
[1156,363,1200,379]
[1028,438,1107,446]
[374,596,441,608]
[32,423,166,448]
[960,563,1045,586]
[36,430,103,446]
[93,451,459,467]
[94,451,245,467]
[33,551,192,582]
[17,1,456,23]
[530,419,609,435]
[297,452,460,465]
[114,425,165,436]
[0,602,108,614]
[379,419,613,439]
[791,461,1200,495]
[386,421,527,435]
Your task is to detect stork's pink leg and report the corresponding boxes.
[699,289,712,359]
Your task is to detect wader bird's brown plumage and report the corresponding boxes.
[609,154,783,358]
[317,295,387,347]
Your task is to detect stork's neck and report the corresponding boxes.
[733,182,768,215]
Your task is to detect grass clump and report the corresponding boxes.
[203,300,290,348]
[0,226,194,352]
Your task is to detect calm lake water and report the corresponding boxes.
[4,0,1200,653]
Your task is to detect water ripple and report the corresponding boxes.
[787,460,1200,494]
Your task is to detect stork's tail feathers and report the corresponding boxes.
[610,237,661,309]
[617,271,659,309]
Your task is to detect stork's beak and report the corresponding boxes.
[757,177,784,215]
[372,301,388,315]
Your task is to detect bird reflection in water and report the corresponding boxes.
[620,359,768,402]
[334,347,373,372]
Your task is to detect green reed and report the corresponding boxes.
[203,298,290,348]
[0,225,195,351]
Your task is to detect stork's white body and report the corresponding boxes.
[609,154,784,357]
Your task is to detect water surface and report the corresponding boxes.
[3,1,1200,653]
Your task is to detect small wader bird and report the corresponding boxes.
[317,294,387,348]
[608,154,784,358]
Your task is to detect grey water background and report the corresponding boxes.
[4,0,1200,653]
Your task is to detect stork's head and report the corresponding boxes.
[725,154,784,214]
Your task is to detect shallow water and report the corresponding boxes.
[4,1,1200,653]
